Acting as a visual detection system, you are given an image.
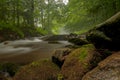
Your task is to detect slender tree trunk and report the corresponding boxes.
[31,0,34,27]
[13,0,16,25]
[47,0,50,32]
[41,8,44,28]
[16,0,20,27]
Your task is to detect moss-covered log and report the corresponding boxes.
[87,12,120,50]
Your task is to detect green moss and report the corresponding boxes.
[30,61,41,67]
[69,44,95,63]
[78,48,88,61]
[61,44,97,80]
[78,44,95,61]
[58,74,64,80]
[83,62,89,69]
[14,59,60,80]
[29,59,60,70]
[82,44,95,49]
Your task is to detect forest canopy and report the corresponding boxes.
[0,0,120,39]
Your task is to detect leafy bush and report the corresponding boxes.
[0,22,24,39]
[36,27,48,35]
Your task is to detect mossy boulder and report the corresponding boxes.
[13,60,60,80]
[82,52,120,80]
[87,12,120,50]
[61,44,102,80]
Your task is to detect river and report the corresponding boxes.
[0,37,72,64]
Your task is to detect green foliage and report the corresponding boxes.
[36,27,48,35]
[1,0,120,38]
[0,22,24,39]
[0,0,69,39]
[65,0,120,33]
[51,20,65,34]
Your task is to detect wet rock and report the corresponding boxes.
[0,75,7,80]
[61,44,102,80]
[3,41,10,45]
[0,71,10,80]
[0,63,20,77]
[48,41,60,44]
[0,71,10,77]
[87,30,111,49]
[13,60,60,80]
[64,45,80,49]
[42,35,68,41]
[68,33,86,39]
[82,52,120,80]
[68,33,78,39]
[87,12,120,50]
[68,38,89,46]
[52,48,72,68]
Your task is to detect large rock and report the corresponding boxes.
[42,35,68,41]
[0,63,19,80]
[68,38,89,46]
[82,52,120,80]
[13,60,60,80]
[0,72,8,80]
[0,71,12,80]
[87,12,120,50]
[61,44,102,80]
[0,63,20,77]
[52,48,72,67]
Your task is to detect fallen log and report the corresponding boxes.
[87,12,120,50]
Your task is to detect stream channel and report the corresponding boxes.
[0,37,72,64]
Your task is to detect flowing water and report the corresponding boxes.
[0,37,72,64]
